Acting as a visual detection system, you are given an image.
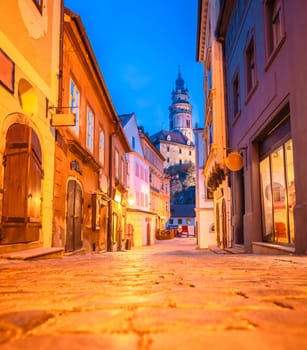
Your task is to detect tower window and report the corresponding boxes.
[186,120,191,128]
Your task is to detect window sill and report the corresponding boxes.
[231,110,241,127]
[245,81,258,106]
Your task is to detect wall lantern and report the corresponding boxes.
[114,190,121,204]
[225,152,243,171]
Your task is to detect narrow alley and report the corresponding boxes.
[0,238,306,349]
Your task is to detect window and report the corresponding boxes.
[186,120,191,128]
[178,219,183,225]
[121,158,125,184]
[245,36,256,94]
[32,0,43,13]
[179,148,182,154]
[99,129,105,166]
[260,141,294,244]
[115,150,119,180]
[132,136,135,150]
[0,50,14,93]
[167,146,170,152]
[232,72,240,118]
[265,0,284,56]
[259,113,294,245]
[86,107,94,152]
[69,78,80,136]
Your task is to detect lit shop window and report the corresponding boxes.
[260,139,295,244]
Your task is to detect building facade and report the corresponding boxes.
[196,0,231,249]
[139,127,170,237]
[119,113,154,247]
[193,127,214,248]
[0,0,62,253]
[52,8,130,254]
[206,0,307,254]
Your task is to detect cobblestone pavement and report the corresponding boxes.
[0,238,306,350]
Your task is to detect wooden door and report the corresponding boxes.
[1,124,42,244]
[146,223,151,246]
[66,180,82,252]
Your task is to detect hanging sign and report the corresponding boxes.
[225,152,243,171]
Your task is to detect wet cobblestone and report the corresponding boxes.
[0,238,306,349]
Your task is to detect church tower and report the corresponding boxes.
[169,68,194,142]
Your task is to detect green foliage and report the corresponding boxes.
[164,162,196,204]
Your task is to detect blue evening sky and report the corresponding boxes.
[64,0,204,136]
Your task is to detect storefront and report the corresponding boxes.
[260,117,295,244]
[258,108,295,246]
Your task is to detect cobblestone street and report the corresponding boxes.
[0,238,306,349]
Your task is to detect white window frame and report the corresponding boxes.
[86,106,94,152]
[69,78,80,136]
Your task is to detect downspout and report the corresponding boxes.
[107,122,120,251]
[57,0,64,113]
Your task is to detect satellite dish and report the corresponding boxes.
[225,152,243,171]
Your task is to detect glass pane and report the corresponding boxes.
[260,157,273,241]
[271,146,288,243]
[285,140,295,243]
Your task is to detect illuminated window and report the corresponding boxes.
[260,137,294,244]
[86,107,94,152]
[69,78,80,136]
[99,129,105,166]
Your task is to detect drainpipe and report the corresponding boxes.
[57,0,64,113]
[107,123,119,251]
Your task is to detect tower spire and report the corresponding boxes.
[169,69,194,142]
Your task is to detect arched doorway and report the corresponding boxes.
[66,179,83,252]
[1,124,43,244]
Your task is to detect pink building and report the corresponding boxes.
[213,0,307,254]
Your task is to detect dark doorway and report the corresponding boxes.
[146,222,151,246]
[66,180,82,252]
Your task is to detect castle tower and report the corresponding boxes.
[169,68,194,142]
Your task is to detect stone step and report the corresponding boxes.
[0,247,64,261]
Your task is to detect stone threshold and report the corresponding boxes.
[0,247,64,261]
[252,242,295,255]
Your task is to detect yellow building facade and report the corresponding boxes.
[0,0,62,252]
